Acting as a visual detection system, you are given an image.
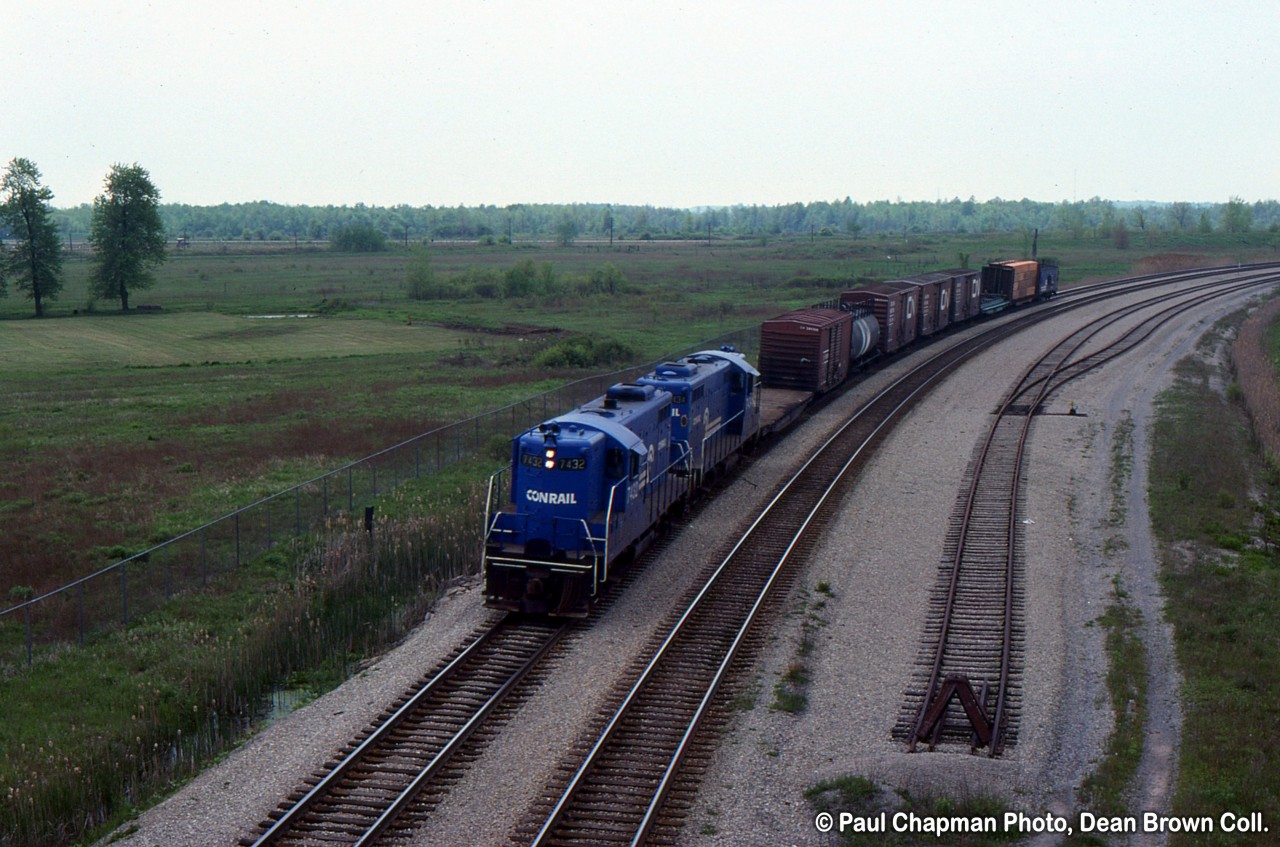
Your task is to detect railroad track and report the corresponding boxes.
[898,269,1280,756]
[241,615,567,847]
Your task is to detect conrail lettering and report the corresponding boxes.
[526,490,578,505]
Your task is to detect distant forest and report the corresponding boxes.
[39,196,1280,244]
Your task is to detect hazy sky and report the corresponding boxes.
[5,1,1277,209]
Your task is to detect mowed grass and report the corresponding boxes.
[0,312,470,371]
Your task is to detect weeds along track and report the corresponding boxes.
[898,269,1280,757]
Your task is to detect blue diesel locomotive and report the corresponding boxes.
[482,348,760,616]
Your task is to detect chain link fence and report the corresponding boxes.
[0,327,760,673]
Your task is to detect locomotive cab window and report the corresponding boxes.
[606,447,626,477]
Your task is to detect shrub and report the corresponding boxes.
[532,335,635,369]
[330,224,386,252]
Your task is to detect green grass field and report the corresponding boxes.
[0,311,470,371]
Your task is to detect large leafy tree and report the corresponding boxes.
[0,157,64,317]
[89,163,167,310]
[1221,195,1254,234]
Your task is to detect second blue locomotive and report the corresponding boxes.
[483,348,759,616]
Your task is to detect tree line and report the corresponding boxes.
[1,158,166,317]
[4,154,1279,318]
[29,195,1280,247]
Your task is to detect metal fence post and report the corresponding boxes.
[200,528,208,588]
[234,512,242,567]
[78,582,85,645]
[121,563,129,626]
[347,467,354,512]
[295,487,301,537]
[24,604,32,668]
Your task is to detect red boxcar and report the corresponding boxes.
[915,269,979,326]
[897,276,946,337]
[759,308,853,393]
[841,282,918,354]
[948,269,982,323]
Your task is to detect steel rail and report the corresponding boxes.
[990,273,1280,755]
[350,625,566,846]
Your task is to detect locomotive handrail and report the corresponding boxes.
[577,519,601,593]
[600,476,628,592]
[671,439,693,477]
[481,465,511,551]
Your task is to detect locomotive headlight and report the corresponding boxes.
[544,448,556,469]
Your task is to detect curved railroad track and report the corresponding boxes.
[898,269,1280,756]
